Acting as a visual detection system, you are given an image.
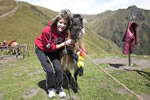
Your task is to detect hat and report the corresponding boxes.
[58,9,72,19]
[51,9,72,27]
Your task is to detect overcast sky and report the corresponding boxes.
[17,0,150,14]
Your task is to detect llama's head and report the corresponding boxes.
[70,14,85,41]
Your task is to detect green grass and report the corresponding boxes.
[0,55,150,100]
[99,63,110,68]
[111,69,150,95]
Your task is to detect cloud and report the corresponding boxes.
[17,0,150,14]
[90,0,138,14]
[32,0,94,14]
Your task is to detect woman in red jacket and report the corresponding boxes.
[35,9,74,98]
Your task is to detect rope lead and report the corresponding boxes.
[80,48,143,100]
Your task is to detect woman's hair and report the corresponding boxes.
[46,9,72,48]
[51,9,72,31]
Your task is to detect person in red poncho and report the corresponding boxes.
[35,9,74,98]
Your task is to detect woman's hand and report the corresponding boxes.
[65,39,74,45]
[56,39,74,49]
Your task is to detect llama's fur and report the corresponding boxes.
[61,14,85,70]
[60,14,85,92]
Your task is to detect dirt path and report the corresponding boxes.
[0,1,19,18]
[0,55,23,64]
[1,55,150,69]
[93,56,150,70]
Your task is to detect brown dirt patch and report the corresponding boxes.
[0,55,23,64]
[23,88,40,99]
[141,93,150,100]
[93,57,150,70]
[28,70,43,76]
[0,92,3,100]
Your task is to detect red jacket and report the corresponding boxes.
[35,21,68,52]
[123,21,138,54]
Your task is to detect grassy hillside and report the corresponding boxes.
[85,6,150,55]
[0,1,121,55]
[0,2,54,52]
[84,27,121,55]
[0,0,16,16]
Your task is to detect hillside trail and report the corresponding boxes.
[0,55,150,69]
[93,56,150,71]
[0,1,19,18]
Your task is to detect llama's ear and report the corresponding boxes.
[83,18,87,24]
[82,28,85,34]
[80,17,83,24]
[70,18,73,25]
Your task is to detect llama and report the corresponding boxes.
[60,14,85,92]
[3,40,19,55]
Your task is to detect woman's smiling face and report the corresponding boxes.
[57,18,67,32]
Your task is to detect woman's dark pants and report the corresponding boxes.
[35,45,63,92]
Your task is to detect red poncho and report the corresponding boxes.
[123,21,139,55]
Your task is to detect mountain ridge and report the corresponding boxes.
[85,5,150,55]
[0,0,121,55]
